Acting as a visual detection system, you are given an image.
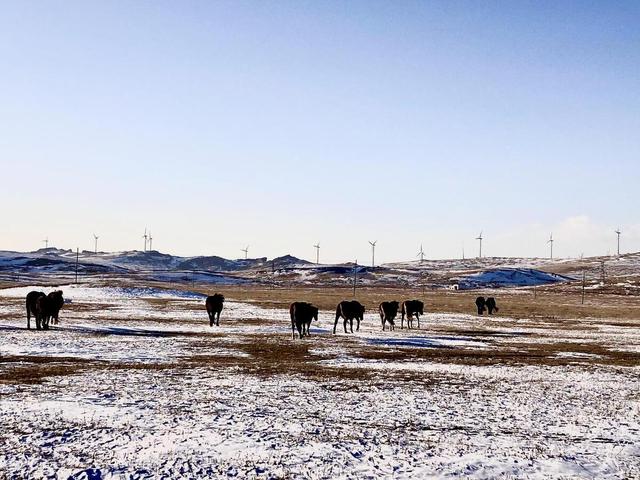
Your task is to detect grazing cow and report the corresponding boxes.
[34,291,64,330]
[333,300,365,334]
[475,296,486,315]
[401,300,424,329]
[289,302,319,339]
[486,297,499,315]
[379,301,399,331]
[26,290,46,330]
[205,294,224,326]
[46,290,65,325]
[35,295,50,330]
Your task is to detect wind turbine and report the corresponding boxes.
[547,233,554,259]
[93,234,99,255]
[417,244,425,263]
[313,243,320,264]
[476,231,483,258]
[142,228,148,252]
[241,245,249,260]
[615,228,621,256]
[368,240,377,267]
[42,237,49,249]
[148,231,153,251]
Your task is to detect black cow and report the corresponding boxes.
[45,290,64,325]
[475,296,486,315]
[334,300,365,334]
[26,290,46,330]
[289,302,319,339]
[33,291,65,330]
[486,297,499,315]
[205,294,224,326]
[401,300,424,329]
[379,301,399,331]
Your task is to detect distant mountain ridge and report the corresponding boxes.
[0,248,311,274]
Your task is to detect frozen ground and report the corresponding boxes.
[1,284,639,479]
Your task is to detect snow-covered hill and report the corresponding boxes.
[1,248,638,289]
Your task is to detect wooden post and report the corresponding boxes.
[581,270,586,305]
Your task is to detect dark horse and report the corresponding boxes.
[401,300,424,329]
[333,300,365,334]
[379,301,399,331]
[26,290,45,330]
[486,297,499,315]
[205,294,224,326]
[475,296,486,315]
[26,290,64,330]
[289,302,319,339]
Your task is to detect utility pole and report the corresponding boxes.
[75,247,79,284]
[353,260,358,297]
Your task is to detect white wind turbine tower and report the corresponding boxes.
[547,233,554,259]
[368,240,377,267]
[142,228,148,252]
[148,231,153,251]
[241,246,249,260]
[476,231,483,258]
[93,234,99,255]
[615,228,621,256]
[313,243,320,264]
[417,244,425,263]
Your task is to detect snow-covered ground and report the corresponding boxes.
[1,285,639,479]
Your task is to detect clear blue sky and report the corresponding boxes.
[1,1,638,262]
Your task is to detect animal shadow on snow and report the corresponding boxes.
[0,324,189,338]
[367,336,457,349]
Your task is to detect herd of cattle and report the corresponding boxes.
[23,289,499,339]
[207,294,500,340]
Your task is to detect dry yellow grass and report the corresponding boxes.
[190,284,640,321]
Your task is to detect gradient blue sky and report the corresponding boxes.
[1,1,638,263]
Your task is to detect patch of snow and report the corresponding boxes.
[459,268,572,289]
